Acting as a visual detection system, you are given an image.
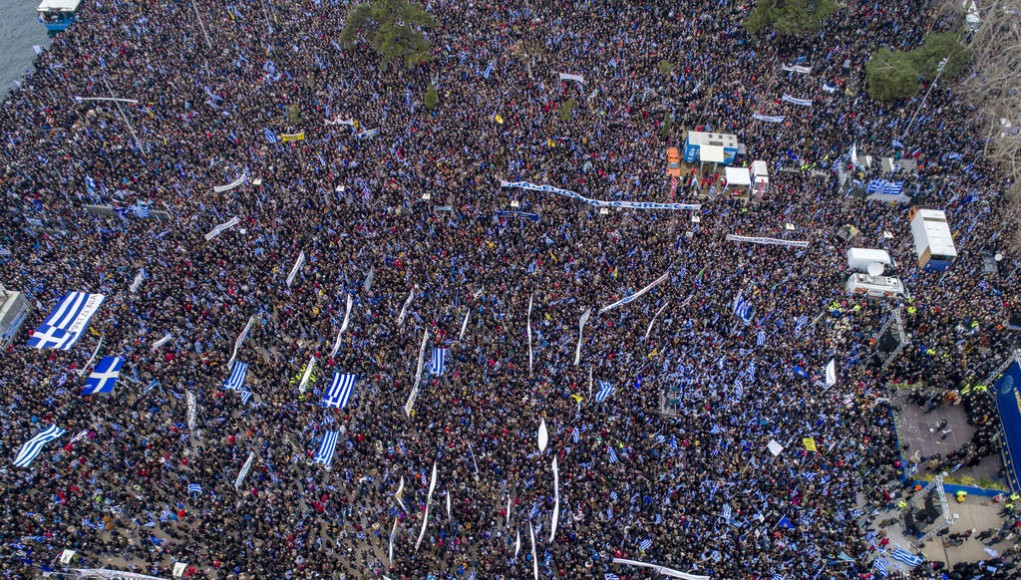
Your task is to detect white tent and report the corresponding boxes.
[724,167,751,186]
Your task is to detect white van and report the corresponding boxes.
[846,273,905,298]
[846,248,892,273]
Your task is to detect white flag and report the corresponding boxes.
[537,418,548,452]
[130,269,145,293]
[286,251,306,287]
[398,288,416,326]
[824,359,837,386]
[404,330,430,417]
[388,518,398,564]
[234,451,255,489]
[459,308,471,340]
[297,355,316,393]
[150,333,174,351]
[767,439,784,457]
[574,308,592,366]
[527,294,534,376]
[329,294,353,358]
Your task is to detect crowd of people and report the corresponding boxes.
[1,0,1020,578]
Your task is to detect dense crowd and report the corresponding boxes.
[1,0,1020,578]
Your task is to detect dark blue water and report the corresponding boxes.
[0,1,52,94]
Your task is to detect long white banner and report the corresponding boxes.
[752,113,785,123]
[297,355,316,393]
[204,216,240,241]
[286,251,306,287]
[150,333,174,351]
[612,558,710,580]
[558,72,585,84]
[725,234,809,248]
[527,294,534,377]
[781,64,812,74]
[500,181,701,211]
[329,294,353,358]
[403,330,430,417]
[781,94,813,107]
[574,309,591,366]
[227,315,256,368]
[186,392,198,431]
[213,174,247,193]
[397,288,415,327]
[234,451,255,490]
[598,271,669,314]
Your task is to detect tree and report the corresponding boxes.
[558,98,577,122]
[745,0,838,36]
[424,83,438,111]
[286,103,303,126]
[913,32,970,80]
[339,0,438,71]
[865,47,920,101]
[658,60,675,76]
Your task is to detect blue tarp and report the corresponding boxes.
[993,358,1021,492]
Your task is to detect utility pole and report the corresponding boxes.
[902,57,948,139]
[89,77,145,155]
[191,0,213,50]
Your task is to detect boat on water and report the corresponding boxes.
[37,0,81,33]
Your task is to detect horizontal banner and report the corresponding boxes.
[752,113,785,123]
[281,132,305,142]
[494,210,540,222]
[213,174,246,193]
[781,94,813,107]
[500,181,701,211]
[725,234,809,248]
[204,216,240,241]
[781,64,812,74]
[558,72,584,84]
[599,271,669,314]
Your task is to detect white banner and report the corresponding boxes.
[227,315,256,368]
[599,271,669,314]
[150,333,174,351]
[364,267,376,292]
[172,563,189,577]
[234,451,255,490]
[330,294,354,358]
[752,113,785,123]
[725,234,809,248]
[60,550,77,564]
[500,181,700,211]
[356,128,379,140]
[403,330,430,417]
[825,359,837,386]
[612,558,710,580]
[781,94,813,107]
[781,64,812,74]
[550,456,560,542]
[529,522,539,580]
[297,355,316,393]
[388,518,398,565]
[415,462,438,551]
[645,300,671,342]
[130,270,145,293]
[394,476,407,512]
[286,251,306,287]
[186,392,197,431]
[527,294,534,376]
[459,308,470,340]
[822,82,838,93]
[574,309,591,366]
[213,173,247,193]
[325,116,356,127]
[204,216,240,241]
[397,288,416,327]
[558,72,585,84]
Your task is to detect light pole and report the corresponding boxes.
[192,0,213,50]
[902,56,948,139]
[79,77,146,155]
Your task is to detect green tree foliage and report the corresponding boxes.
[865,32,969,101]
[558,98,577,122]
[286,103,302,126]
[658,60,675,75]
[745,0,838,36]
[424,83,438,110]
[339,0,438,71]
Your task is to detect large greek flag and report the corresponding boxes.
[595,380,615,403]
[28,292,105,350]
[428,348,448,375]
[81,356,124,396]
[732,294,754,324]
[13,425,66,468]
[889,547,923,567]
[314,430,340,466]
[323,372,357,409]
[223,361,249,391]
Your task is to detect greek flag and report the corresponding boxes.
[130,204,150,218]
[756,331,766,346]
[639,538,652,551]
[890,547,923,567]
[263,128,277,143]
[866,179,904,196]
[795,315,808,334]
[721,504,732,522]
[732,294,753,324]
[81,356,124,396]
[240,390,253,405]
[482,60,494,79]
[323,372,357,409]
[428,348,448,375]
[772,575,787,580]
[314,430,340,465]
[85,175,97,194]
[607,446,618,464]
[223,361,248,391]
[13,425,65,468]
[605,574,620,580]
[595,380,615,403]
[746,360,757,379]
[572,427,579,443]
[159,509,172,523]
[187,483,202,494]
[873,557,889,577]
[28,292,106,350]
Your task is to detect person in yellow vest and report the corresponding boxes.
[974,384,989,394]
[956,490,967,503]
[907,306,918,315]
[961,384,973,396]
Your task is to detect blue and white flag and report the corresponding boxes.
[772,574,788,580]
[28,292,106,350]
[605,574,620,580]
[188,483,202,494]
[130,204,150,218]
[873,557,889,577]
[323,372,357,409]
[223,361,249,391]
[428,348,448,375]
[571,427,579,443]
[482,60,494,79]
[13,425,65,468]
[781,94,813,107]
[721,504,732,523]
[263,128,277,143]
[81,356,124,396]
[795,315,808,334]
[890,547,923,567]
[777,515,795,529]
[732,294,753,324]
[240,390,253,405]
[595,380,615,403]
[756,331,766,347]
[314,430,340,466]
[639,538,652,551]
[607,446,618,464]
